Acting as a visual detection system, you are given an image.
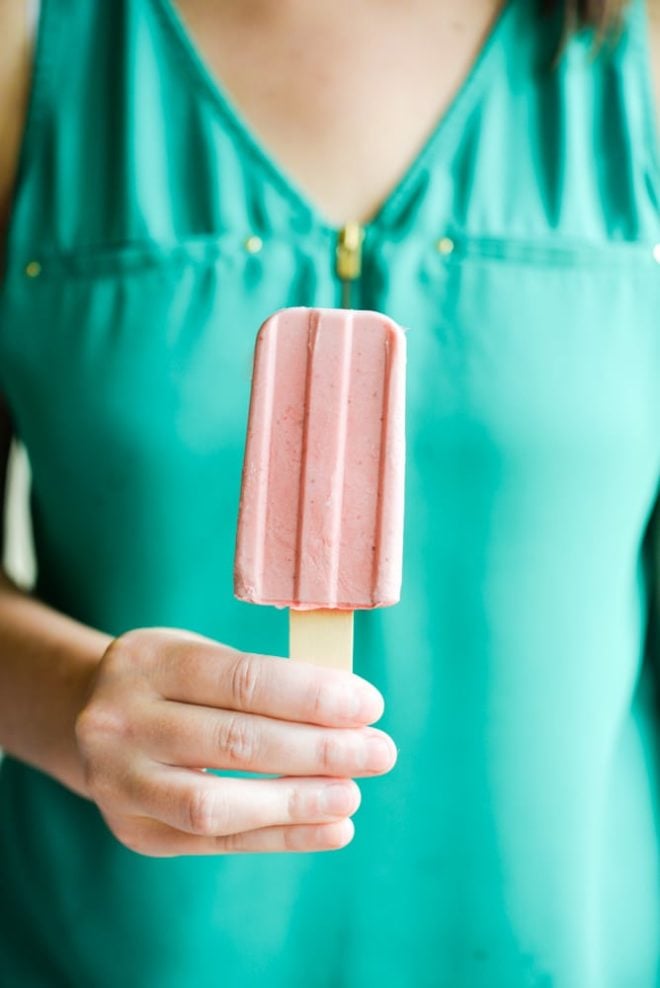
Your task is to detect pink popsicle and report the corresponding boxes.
[234,307,406,667]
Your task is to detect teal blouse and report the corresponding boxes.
[0,1,659,985]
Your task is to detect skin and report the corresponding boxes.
[0,0,658,858]
[172,0,505,224]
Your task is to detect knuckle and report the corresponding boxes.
[228,655,260,709]
[185,786,223,836]
[282,825,303,852]
[103,629,162,680]
[75,702,128,750]
[287,785,314,822]
[217,830,244,854]
[307,680,328,722]
[100,634,135,676]
[317,734,342,773]
[281,823,344,852]
[215,715,255,767]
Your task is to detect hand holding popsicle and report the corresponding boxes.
[235,307,406,670]
[74,308,405,857]
[75,628,396,857]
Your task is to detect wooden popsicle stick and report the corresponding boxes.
[289,609,354,672]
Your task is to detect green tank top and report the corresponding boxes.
[1,1,659,985]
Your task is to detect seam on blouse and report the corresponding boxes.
[15,232,659,280]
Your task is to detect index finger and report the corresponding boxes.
[155,637,385,728]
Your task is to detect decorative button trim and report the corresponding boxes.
[25,261,42,278]
[244,235,263,255]
[436,237,455,256]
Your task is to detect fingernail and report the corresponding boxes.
[346,685,384,723]
[358,688,384,722]
[364,734,397,771]
[320,783,355,816]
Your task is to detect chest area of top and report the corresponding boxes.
[172,0,503,225]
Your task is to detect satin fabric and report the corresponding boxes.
[0,1,659,985]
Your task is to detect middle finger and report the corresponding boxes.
[142,700,397,777]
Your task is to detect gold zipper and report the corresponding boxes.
[336,221,364,308]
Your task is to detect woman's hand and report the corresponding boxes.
[75,628,396,857]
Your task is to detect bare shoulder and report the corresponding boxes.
[0,0,34,239]
[0,1,33,439]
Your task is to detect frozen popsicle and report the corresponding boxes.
[234,307,406,671]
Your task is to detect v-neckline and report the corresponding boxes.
[155,0,512,235]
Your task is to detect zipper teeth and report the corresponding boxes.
[336,222,364,308]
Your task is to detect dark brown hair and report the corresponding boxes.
[547,0,629,31]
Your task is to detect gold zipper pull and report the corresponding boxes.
[336,221,364,308]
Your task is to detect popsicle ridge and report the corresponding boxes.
[371,330,405,604]
[293,310,355,607]
[234,314,279,603]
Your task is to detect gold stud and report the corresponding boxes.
[653,244,660,264]
[436,237,455,256]
[25,261,42,278]
[244,235,263,255]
